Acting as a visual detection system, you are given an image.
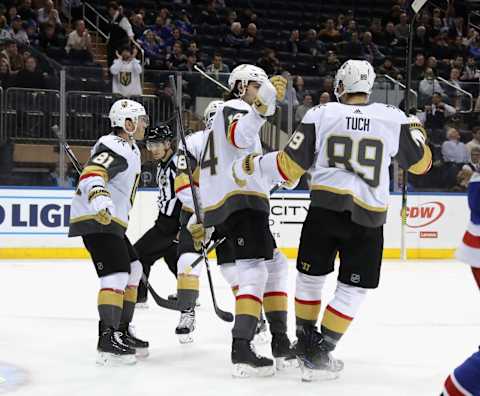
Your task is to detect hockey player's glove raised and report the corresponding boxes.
[232,153,260,187]
[253,80,277,117]
[270,75,287,101]
[187,214,214,251]
[88,186,115,225]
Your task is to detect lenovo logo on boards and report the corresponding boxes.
[405,201,445,228]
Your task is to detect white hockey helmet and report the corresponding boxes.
[334,60,376,101]
[109,99,149,134]
[203,100,223,130]
[228,64,268,97]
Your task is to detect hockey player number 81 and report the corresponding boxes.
[327,136,384,188]
[92,152,114,168]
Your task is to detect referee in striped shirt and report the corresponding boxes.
[134,125,181,306]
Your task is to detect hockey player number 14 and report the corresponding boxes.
[201,132,218,176]
[327,135,384,188]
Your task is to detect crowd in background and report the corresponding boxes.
[0,0,480,191]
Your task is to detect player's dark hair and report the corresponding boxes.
[225,80,241,100]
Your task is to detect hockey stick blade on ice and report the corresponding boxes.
[169,75,233,323]
[52,125,182,312]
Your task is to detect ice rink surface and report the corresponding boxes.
[0,258,478,396]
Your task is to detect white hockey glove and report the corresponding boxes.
[231,154,261,188]
[280,177,299,190]
[253,80,277,117]
[88,186,115,225]
[187,214,214,251]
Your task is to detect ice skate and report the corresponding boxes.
[96,327,136,366]
[294,326,343,382]
[119,323,149,358]
[231,338,275,378]
[271,333,298,370]
[175,308,195,344]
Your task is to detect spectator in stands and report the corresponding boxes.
[38,22,65,60]
[419,92,456,138]
[224,10,237,27]
[0,16,11,41]
[466,127,480,158]
[342,20,358,41]
[464,146,480,171]
[382,22,399,47]
[431,32,451,60]
[140,29,164,67]
[419,68,446,100]
[25,19,38,47]
[336,14,345,31]
[362,31,385,65]
[322,76,334,99]
[169,27,190,47]
[166,41,186,70]
[299,29,324,56]
[293,75,306,103]
[1,40,23,74]
[6,15,29,47]
[37,0,61,26]
[0,57,12,89]
[287,29,300,55]
[130,14,146,41]
[378,57,401,80]
[394,12,409,44]
[65,19,93,64]
[106,1,135,67]
[151,15,172,42]
[14,55,45,89]
[187,40,200,57]
[320,50,341,77]
[344,31,364,60]
[295,93,313,125]
[256,48,280,76]
[206,52,230,74]
[368,18,384,45]
[426,56,438,75]
[199,0,221,26]
[175,9,194,38]
[442,127,469,164]
[110,46,143,97]
[318,19,341,43]
[319,91,330,104]
[445,67,464,109]
[179,51,202,72]
[415,25,430,49]
[245,23,262,48]
[411,53,426,82]
[159,7,172,26]
[17,0,35,22]
[449,16,466,40]
[225,22,251,48]
[461,57,479,81]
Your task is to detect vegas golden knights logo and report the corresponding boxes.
[119,71,132,86]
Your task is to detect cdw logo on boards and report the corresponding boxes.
[405,201,445,228]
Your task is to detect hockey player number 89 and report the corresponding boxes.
[327,136,384,188]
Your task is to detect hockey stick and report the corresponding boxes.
[193,64,229,92]
[51,125,181,311]
[169,75,234,322]
[400,0,428,260]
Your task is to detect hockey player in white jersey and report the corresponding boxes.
[232,60,432,380]
[69,99,150,365]
[191,64,295,377]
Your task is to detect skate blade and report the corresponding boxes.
[232,363,275,378]
[135,302,149,309]
[96,352,137,366]
[297,358,340,382]
[135,347,149,358]
[275,357,299,371]
[177,334,194,344]
[253,331,270,345]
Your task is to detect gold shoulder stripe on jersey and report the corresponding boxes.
[81,165,109,182]
[311,185,388,212]
[174,174,191,192]
[69,214,128,228]
[277,151,306,182]
[204,190,269,213]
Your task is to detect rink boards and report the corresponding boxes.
[0,187,469,259]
